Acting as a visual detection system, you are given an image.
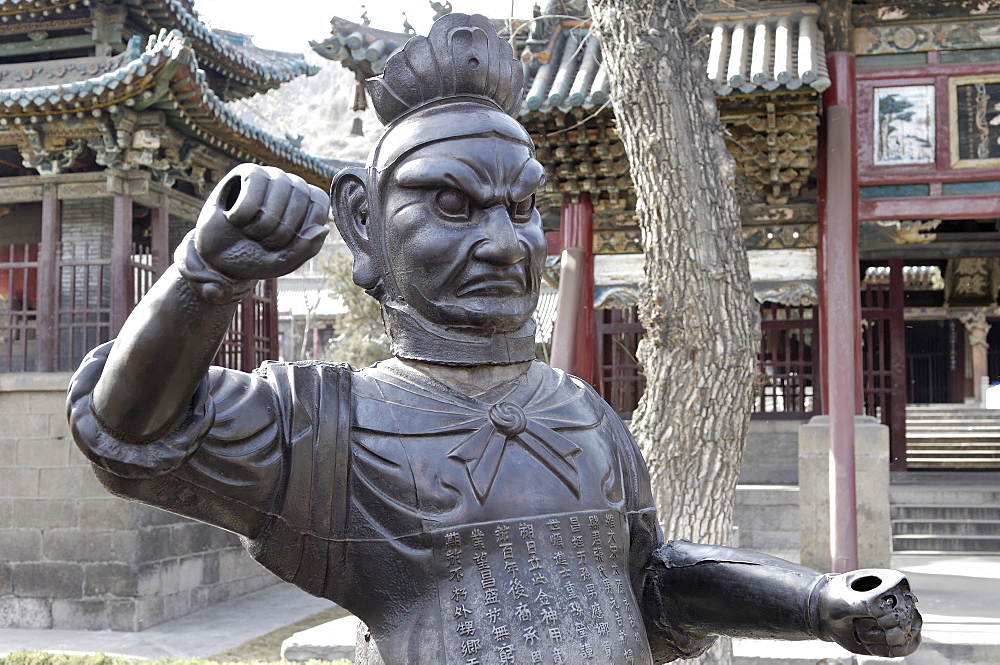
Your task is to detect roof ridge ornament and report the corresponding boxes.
[365,12,524,126]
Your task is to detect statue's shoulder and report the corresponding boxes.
[251,359,355,412]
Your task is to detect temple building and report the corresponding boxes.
[0,0,340,631]
[313,0,1000,473]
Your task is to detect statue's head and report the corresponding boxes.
[331,14,547,366]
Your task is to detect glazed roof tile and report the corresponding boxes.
[0,30,338,186]
[521,8,829,118]
[124,0,318,100]
[308,17,407,79]
[704,9,830,96]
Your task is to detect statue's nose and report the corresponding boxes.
[473,205,526,266]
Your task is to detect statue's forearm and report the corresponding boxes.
[645,540,826,642]
[91,265,248,442]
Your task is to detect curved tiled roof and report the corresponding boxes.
[313,5,829,122]
[0,30,338,186]
[124,0,318,100]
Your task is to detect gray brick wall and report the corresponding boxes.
[0,376,275,631]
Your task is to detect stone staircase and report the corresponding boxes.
[890,475,1000,553]
[906,404,1000,469]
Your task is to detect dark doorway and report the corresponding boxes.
[906,321,950,403]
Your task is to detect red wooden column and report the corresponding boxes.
[819,51,860,573]
[150,200,170,279]
[110,194,133,335]
[551,194,595,384]
[888,258,908,470]
[36,186,61,372]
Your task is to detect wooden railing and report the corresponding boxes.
[594,306,646,420]
[1,241,278,374]
[754,303,819,418]
[0,244,40,372]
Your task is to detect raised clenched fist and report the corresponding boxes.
[816,569,922,658]
[194,164,330,281]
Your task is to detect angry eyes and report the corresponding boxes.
[434,187,534,223]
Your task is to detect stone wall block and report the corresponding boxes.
[0,468,39,497]
[160,589,193,619]
[11,562,83,599]
[0,529,41,560]
[0,562,11,595]
[43,529,135,563]
[37,466,108,498]
[135,595,164,630]
[0,499,13,528]
[0,596,52,628]
[170,522,214,556]
[46,414,71,439]
[37,467,86,498]
[12,498,78,529]
[218,548,250,584]
[51,598,110,630]
[0,440,16,465]
[108,598,138,631]
[83,562,137,597]
[26,391,63,414]
[178,557,203,591]
[16,437,70,467]
[138,525,172,564]
[77,497,136,530]
[0,393,30,413]
[137,563,160,597]
[159,558,180,595]
[201,551,220,585]
[3,414,50,439]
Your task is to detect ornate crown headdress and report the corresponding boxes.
[366,13,523,126]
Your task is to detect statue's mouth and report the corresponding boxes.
[455,271,527,297]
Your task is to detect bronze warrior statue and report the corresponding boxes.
[68,14,920,665]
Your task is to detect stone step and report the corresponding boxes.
[907,432,1000,441]
[890,483,1000,505]
[892,519,1000,536]
[906,420,1000,433]
[907,458,1000,469]
[892,533,1000,552]
[907,448,1000,456]
[891,504,1000,520]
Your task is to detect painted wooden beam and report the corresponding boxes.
[0,34,95,57]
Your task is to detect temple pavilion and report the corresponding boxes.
[0,0,339,374]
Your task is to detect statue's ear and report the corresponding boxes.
[331,167,380,291]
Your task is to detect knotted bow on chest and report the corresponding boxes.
[352,363,606,503]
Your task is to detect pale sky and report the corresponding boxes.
[196,0,536,52]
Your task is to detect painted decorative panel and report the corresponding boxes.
[872,85,936,166]
[949,74,1000,168]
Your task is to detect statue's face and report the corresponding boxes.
[381,136,547,331]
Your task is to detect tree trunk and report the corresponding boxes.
[587,1,760,662]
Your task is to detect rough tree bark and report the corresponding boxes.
[587,1,760,662]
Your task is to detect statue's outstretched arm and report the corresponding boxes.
[90,165,329,442]
[643,540,921,659]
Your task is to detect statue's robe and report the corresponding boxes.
[69,343,713,664]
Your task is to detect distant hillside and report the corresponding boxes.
[228,51,382,165]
